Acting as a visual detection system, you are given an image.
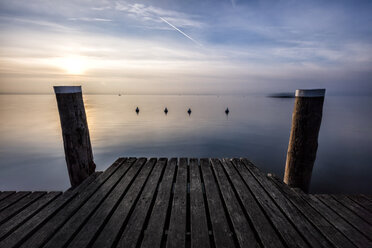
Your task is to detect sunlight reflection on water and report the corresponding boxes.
[0,94,371,193]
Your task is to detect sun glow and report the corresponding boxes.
[55,56,89,75]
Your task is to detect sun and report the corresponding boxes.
[56,56,89,75]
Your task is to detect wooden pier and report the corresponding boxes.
[0,158,371,248]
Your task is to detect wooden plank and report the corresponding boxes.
[221,159,284,248]
[66,171,103,193]
[316,195,372,239]
[200,158,235,248]
[189,158,210,248]
[23,158,133,248]
[141,158,177,248]
[117,158,167,247]
[299,193,372,247]
[241,158,330,247]
[332,195,372,225]
[0,192,46,225]
[88,158,156,248]
[348,195,372,213]
[232,159,308,248]
[0,158,126,248]
[268,174,356,248]
[361,194,372,202]
[166,157,188,248]
[42,158,143,248]
[210,158,260,247]
[0,192,15,203]
[0,192,61,241]
[0,192,30,212]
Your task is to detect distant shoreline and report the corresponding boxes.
[267,93,295,98]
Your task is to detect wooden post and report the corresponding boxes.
[284,89,325,193]
[54,86,96,188]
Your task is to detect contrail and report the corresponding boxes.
[160,17,202,46]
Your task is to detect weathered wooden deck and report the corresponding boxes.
[0,158,371,248]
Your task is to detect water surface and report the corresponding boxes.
[0,94,371,193]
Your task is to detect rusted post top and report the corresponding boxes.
[53,86,82,94]
[295,89,326,98]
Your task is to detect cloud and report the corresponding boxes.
[68,17,112,22]
[0,16,73,32]
[0,0,371,94]
[91,6,111,11]
[115,2,203,28]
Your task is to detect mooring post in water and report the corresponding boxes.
[284,89,326,193]
[54,86,96,188]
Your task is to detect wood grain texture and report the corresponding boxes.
[316,194,372,239]
[118,158,167,248]
[0,192,30,212]
[55,91,96,187]
[200,158,235,248]
[0,192,15,203]
[284,96,324,192]
[0,192,45,225]
[71,158,150,248]
[166,158,188,248]
[233,159,309,248]
[40,158,134,248]
[299,193,372,247]
[1,157,370,248]
[141,158,177,248]
[189,158,210,248]
[268,174,356,248]
[0,192,61,241]
[242,159,330,247]
[211,158,260,247]
[221,159,284,248]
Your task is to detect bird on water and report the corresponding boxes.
[135,107,139,114]
[164,107,168,114]
[187,108,192,115]
[225,108,229,114]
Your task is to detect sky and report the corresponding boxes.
[0,0,371,95]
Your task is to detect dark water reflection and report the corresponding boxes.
[0,94,371,193]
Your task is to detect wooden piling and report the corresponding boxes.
[54,86,96,188]
[284,89,325,193]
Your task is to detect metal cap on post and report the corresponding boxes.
[284,88,325,193]
[54,86,96,188]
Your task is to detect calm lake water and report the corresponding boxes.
[0,94,371,193]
